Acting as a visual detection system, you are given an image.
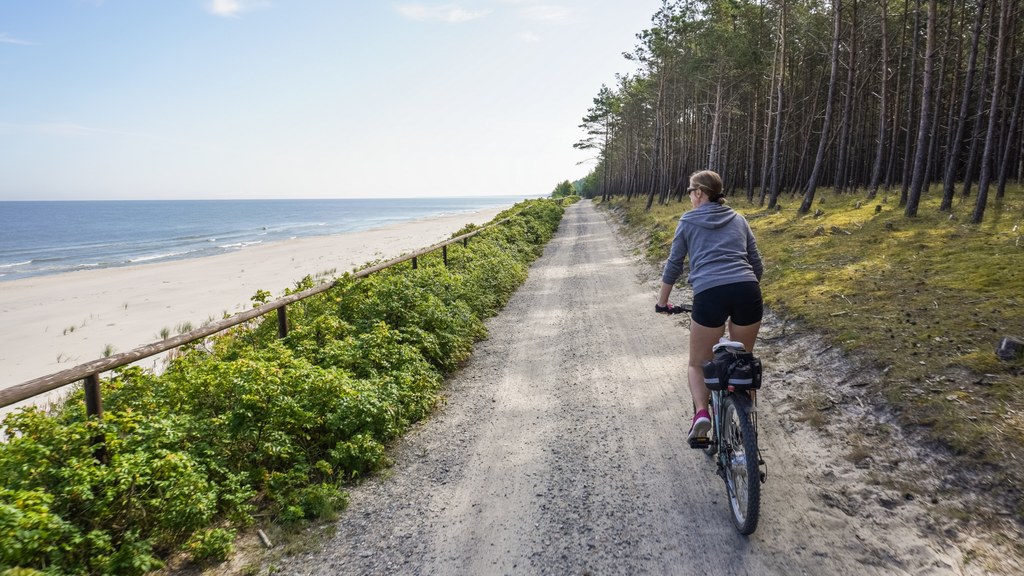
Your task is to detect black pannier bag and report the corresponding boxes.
[702,341,762,391]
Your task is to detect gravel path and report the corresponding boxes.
[273,201,971,575]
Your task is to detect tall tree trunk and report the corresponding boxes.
[767,0,788,209]
[996,45,1024,199]
[868,0,890,199]
[905,0,937,216]
[885,0,911,190]
[792,75,824,199]
[724,111,736,195]
[923,0,956,188]
[941,0,987,210]
[799,0,842,213]
[709,75,724,171]
[961,3,998,199]
[663,74,682,204]
[899,0,922,206]
[767,79,786,209]
[834,0,858,195]
[747,1,766,203]
[645,70,667,211]
[601,118,612,202]
[628,130,641,201]
[940,0,966,194]
[747,77,760,202]
[972,0,1011,223]
[760,6,782,206]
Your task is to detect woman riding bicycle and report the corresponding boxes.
[656,170,764,442]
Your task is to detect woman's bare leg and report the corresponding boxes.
[728,320,762,353]
[688,320,725,412]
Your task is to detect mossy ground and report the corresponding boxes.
[604,186,1024,518]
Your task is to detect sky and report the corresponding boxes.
[0,0,663,200]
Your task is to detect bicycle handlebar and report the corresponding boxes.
[655,303,692,315]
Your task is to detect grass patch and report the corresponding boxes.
[604,187,1024,515]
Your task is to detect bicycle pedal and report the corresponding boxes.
[688,436,711,449]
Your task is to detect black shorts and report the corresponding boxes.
[692,281,763,327]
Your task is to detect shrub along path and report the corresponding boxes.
[269,201,1007,575]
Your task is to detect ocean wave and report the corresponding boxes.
[0,260,32,268]
[129,251,194,263]
[30,257,65,264]
[218,241,263,249]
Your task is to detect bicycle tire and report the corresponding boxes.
[721,393,760,535]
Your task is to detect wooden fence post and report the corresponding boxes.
[84,373,102,418]
[84,373,107,462]
[277,306,288,338]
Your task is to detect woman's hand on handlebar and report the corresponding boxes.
[655,303,690,315]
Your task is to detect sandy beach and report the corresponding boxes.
[0,206,509,413]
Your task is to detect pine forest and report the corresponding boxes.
[576,0,1024,223]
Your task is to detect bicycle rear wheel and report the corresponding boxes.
[721,393,760,535]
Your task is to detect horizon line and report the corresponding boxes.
[0,194,542,203]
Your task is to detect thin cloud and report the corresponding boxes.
[516,31,541,43]
[497,1,574,23]
[520,5,572,23]
[395,3,490,23]
[205,0,269,18]
[206,0,242,17]
[0,33,34,45]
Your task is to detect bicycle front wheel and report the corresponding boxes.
[721,393,760,535]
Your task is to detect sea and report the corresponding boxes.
[0,197,526,283]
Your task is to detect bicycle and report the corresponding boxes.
[658,303,768,535]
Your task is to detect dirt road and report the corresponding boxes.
[274,201,976,575]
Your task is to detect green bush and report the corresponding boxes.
[185,528,235,563]
[0,409,216,574]
[0,198,564,574]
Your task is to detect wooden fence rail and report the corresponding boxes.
[0,219,506,415]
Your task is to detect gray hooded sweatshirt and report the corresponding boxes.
[661,203,764,295]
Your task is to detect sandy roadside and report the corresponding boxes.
[0,206,510,413]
